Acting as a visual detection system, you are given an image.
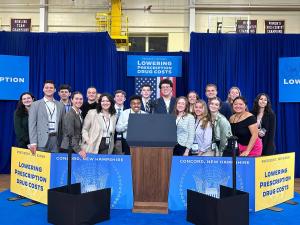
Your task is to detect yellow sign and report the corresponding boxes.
[255,153,295,211]
[10,147,51,204]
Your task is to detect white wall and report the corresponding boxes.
[0,0,299,51]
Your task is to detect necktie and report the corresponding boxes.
[117,108,121,119]
[146,101,150,113]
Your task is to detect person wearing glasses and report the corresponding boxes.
[153,78,176,114]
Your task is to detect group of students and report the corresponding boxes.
[13,79,276,158]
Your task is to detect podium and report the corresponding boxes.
[127,114,177,214]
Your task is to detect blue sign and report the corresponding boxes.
[50,154,133,209]
[0,55,29,100]
[127,55,182,77]
[168,156,255,211]
[279,57,300,102]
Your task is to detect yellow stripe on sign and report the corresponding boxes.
[10,147,51,204]
[255,153,295,211]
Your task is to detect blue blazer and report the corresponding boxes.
[153,97,176,114]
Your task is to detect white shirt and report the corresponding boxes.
[164,98,171,113]
[116,109,147,139]
[44,97,57,133]
[142,98,150,108]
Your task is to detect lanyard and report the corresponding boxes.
[44,101,56,121]
[195,118,201,131]
[102,116,111,135]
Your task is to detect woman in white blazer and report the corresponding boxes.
[81,93,117,157]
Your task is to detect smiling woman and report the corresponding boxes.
[251,93,276,155]
[81,93,117,156]
[230,96,262,157]
[173,96,195,156]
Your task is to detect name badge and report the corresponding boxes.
[191,143,199,151]
[48,121,55,131]
[105,137,110,145]
[211,142,217,150]
[191,143,199,154]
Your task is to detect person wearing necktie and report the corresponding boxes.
[60,92,85,156]
[113,90,126,154]
[58,84,72,113]
[116,95,147,155]
[140,84,154,113]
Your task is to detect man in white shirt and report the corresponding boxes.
[116,95,146,155]
[28,80,65,153]
[114,90,126,119]
[113,90,126,154]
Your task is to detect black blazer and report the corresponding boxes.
[14,111,29,148]
[253,111,276,155]
[153,97,176,114]
[61,108,83,153]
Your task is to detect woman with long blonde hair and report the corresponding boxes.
[191,100,213,156]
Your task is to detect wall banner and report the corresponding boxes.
[127,55,182,77]
[0,55,30,100]
[279,57,300,102]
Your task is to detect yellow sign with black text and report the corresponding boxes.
[255,153,295,211]
[10,147,51,204]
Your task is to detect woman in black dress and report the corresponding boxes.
[252,93,276,155]
[14,92,35,148]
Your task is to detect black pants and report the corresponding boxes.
[60,148,76,154]
[173,144,187,156]
[122,138,130,155]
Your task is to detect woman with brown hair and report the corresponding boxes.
[230,96,262,157]
[173,96,195,156]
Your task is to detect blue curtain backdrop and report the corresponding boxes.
[189,33,300,177]
[0,32,117,173]
[1,31,300,178]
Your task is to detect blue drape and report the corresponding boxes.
[0,32,117,173]
[189,33,300,177]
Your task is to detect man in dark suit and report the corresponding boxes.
[140,84,155,113]
[153,78,176,114]
[58,84,72,113]
[205,83,232,120]
[28,80,65,153]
